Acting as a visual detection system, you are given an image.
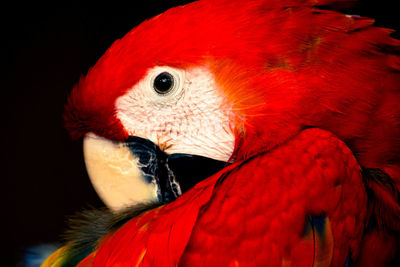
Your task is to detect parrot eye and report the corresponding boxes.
[153,72,175,95]
[136,66,185,104]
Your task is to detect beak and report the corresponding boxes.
[83,133,226,211]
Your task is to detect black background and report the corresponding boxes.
[2,1,399,266]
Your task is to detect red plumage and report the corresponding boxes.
[79,129,367,266]
[61,0,400,265]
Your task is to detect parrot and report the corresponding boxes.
[42,0,400,266]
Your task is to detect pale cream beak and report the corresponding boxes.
[83,133,158,211]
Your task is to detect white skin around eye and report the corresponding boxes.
[115,66,235,162]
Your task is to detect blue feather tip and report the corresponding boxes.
[18,244,59,267]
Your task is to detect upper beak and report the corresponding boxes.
[83,133,226,211]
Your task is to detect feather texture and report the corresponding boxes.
[70,129,367,266]
[59,0,400,265]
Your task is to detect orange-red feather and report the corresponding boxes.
[64,0,400,170]
[80,129,367,266]
[61,0,400,265]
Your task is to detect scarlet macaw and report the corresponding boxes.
[43,0,400,266]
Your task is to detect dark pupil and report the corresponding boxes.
[154,72,174,94]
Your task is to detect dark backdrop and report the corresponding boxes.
[2,1,398,266]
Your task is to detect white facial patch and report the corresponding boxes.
[116,66,235,162]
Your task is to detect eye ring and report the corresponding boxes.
[153,72,175,95]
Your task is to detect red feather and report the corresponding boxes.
[64,0,400,169]
[80,129,367,266]
[61,0,400,265]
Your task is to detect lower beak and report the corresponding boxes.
[83,133,226,211]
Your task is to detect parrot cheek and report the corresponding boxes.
[83,133,227,211]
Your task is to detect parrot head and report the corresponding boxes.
[64,0,400,210]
